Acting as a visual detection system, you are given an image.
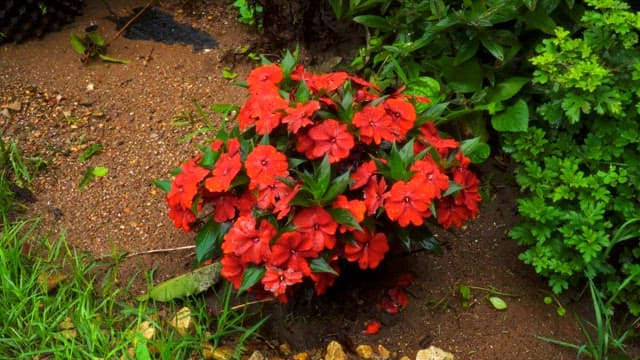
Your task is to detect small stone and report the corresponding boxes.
[356,345,374,359]
[202,345,234,360]
[415,346,454,360]
[377,345,390,360]
[279,343,293,356]
[168,306,194,336]
[249,350,265,360]
[325,341,346,360]
[87,83,95,91]
[7,100,21,111]
[0,108,10,117]
[293,353,309,360]
[400,357,411,360]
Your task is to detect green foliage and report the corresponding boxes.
[70,32,130,64]
[232,0,263,28]
[503,0,640,313]
[345,0,579,140]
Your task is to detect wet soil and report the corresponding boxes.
[2,1,637,359]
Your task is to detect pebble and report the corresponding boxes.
[279,343,293,356]
[377,345,391,360]
[415,346,454,360]
[7,100,21,111]
[356,345,374,359]
[325,341,346,360]
[248,350,265,360]
[293,353,309,360]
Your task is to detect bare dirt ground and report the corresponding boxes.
[2,1,636,359]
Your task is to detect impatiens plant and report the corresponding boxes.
[159,52,482,302]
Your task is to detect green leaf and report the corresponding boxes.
[70,34,86,55]
[295,80,311,104]
[97,54,131,64]
[322,171,352,204]
[310,257,339,275]
[523,0,537,11]
[491,99,529,132]
[222,67,238,80]
[195,220,230,264]
[238,266,265,294]
[459,137,491,164]
[489,296,508,310]
[480,36,505,61]
[315,155,332,199]
[135,339,151,360]
[78,143,103,162]
[327,208,363,232]
[453,38,480,66]
[442,181,465,197]
[486,77,530,104]
[459,285,471,300]
[152,179,172,193]
[92,166,108,177]
[281,50,297,79]
[86,32,105,47]
[138,262,222,302]
[353,15,392,30]
[440,58,483,93]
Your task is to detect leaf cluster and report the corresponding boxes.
[503,0,640,314]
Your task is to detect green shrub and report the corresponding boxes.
[503,0,640,313]
[343,0,579,138]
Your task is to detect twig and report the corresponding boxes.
[229,297,275,311]
[97,245,195,260]
[109,0,155,46]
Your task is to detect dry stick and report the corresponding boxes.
[109,0,155,46]
[97,245,196,260]
[229,297,275,311]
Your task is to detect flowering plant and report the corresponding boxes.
[160,53,482,302]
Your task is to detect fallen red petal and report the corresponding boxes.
[363,320,381,335]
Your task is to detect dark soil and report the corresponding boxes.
[2,1,638,359]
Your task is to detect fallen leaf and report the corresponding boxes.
[489,296,508,310]
[138,262,221,302]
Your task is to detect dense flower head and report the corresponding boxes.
[163,57,483,302]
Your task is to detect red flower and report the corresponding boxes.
[383,98,416,135]
[262,266,304,297]
[221,253,245,289]
[456,151,471,168]
[310,269,339,296]
[245,145,289,190]
[379,288,410,314]
[416,122,459,157]
[452,166,482,216]
[235,191,257,217]
[256,179,300,220]
[332,195,367,233]
[306,119,355,163]
[383,176,434,227]
[222,216,276,264]
[247,64,283,94]
[436,196,471,229]
[352,104,396,145]
[410,157,450,199]
[270,231,317,275]
[294,206,338,251]
[350,160,378,190]
[272,183,300,220]
[293,68,349,93]
[167,157,210,210]
[344,229,389,270]
[168,205,197,232]
[212,193,237,222]
[363,320,382,335]
[282,100,320,133]
[295,129,314,155]
[205,152,242,193]
[363,176,387,215]
[237,94,288,134]
[350,75,381,91]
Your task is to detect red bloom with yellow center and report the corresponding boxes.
[211,193,237,222]
[269,231,317,275]
[282,100,320,134]
[352,104,396,145]
[245,145,289,190]
[383,176,434,227]
[222,215,276,264]
[262,266,304,297]
[306,119,355,163]
[343,229,389,270]
[293,206,338,251]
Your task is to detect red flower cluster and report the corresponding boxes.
[163,57,482,302]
